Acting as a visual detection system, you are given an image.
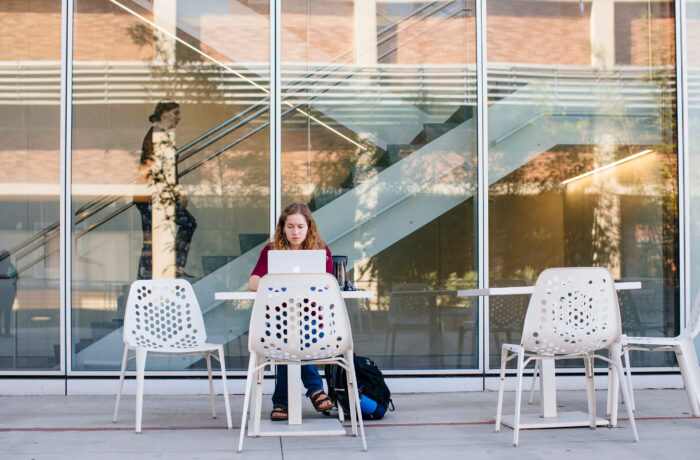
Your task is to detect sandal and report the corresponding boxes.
[310,391,334,412]
[270,406,288,421]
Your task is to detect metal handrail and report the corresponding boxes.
[71,2,471,215]
[2,62,679,269]
[71,2,465,221]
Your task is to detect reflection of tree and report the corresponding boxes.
[489,37,678,281]
[124,18,273,266]
[148,133,180,222]
[278,106,385,209]
[126,23,222,102]
[590,143,621,274]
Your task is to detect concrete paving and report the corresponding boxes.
[1,388,699,459]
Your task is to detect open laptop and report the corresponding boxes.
[268,249,326,274]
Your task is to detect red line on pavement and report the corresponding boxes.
[0,426,230,432]
[1,416,697,432]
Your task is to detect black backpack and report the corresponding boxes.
[324,355,394,420]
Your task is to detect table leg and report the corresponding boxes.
[255,364,345,436]
[287,364,302,425]
[539,357,557,418]
[502,356,608,429]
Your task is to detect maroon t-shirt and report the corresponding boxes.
[251,243,334,277]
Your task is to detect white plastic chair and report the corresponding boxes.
[495,267,638,446]
[113,279,232,432]
[610,290,700,417]
[238,273,366,452]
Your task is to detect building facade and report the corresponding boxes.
[1,0,699,392]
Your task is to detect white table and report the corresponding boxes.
[458,281,641,429]
[214,290,375,301]
[215,289,374,434]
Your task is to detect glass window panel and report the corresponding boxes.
[71,0,270,371]
[281,0,479,370]
[688,0,700,358]
[0,1,62,370]
[487,0,679,368]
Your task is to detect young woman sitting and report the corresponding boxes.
[248,202,335,421]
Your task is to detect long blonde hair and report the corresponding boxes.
[271,203,325,250]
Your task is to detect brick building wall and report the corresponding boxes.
[0,0,677,66]
[0,0,680,189]
[0,0,151,61]
[0,0,62,60]
[616,2,675,66]
[73,0,153,61]
[487,0,591,65]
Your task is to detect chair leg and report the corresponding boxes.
[609,358,620,427]
[513,349,525,447]
[495,347,509,432]
[383,325,390,354]
[584,354,596,429]
[528,360,539,405]
[337,366,346,423]
[205,352,216,419]
[337,402,346,422]
[252,364,265,436]
[346,351,367,451]
[238,354,257,453]
[606,360,613,417]
[113,346,129,423]
[611,347,639,442]
[622,348,636,412]
[216,346,232,429]
[344,358,358,437]
[134,348,147,433]
[676,340,700,417]
[457,327,465,368]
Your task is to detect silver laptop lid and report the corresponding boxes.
[268,249,326,274]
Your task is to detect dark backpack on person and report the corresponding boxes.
[324,355,394,420]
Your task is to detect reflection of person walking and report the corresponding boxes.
[0,250,18,336]
[135,102,197,279]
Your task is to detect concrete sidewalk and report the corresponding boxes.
[1,389,699,459]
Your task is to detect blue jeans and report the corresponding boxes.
[271,364,324,409]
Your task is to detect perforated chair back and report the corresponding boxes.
[490,280,529,331]
[521,267,621,355]
[388,283,434,325]
[123,279,208,350]
[248,273,353,361]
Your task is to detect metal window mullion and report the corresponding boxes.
[60,0,75,381]
[676,0,689,330]
[270,0,282,233]
[476,0,488,377]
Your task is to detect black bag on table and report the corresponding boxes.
[324,355,394,420]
